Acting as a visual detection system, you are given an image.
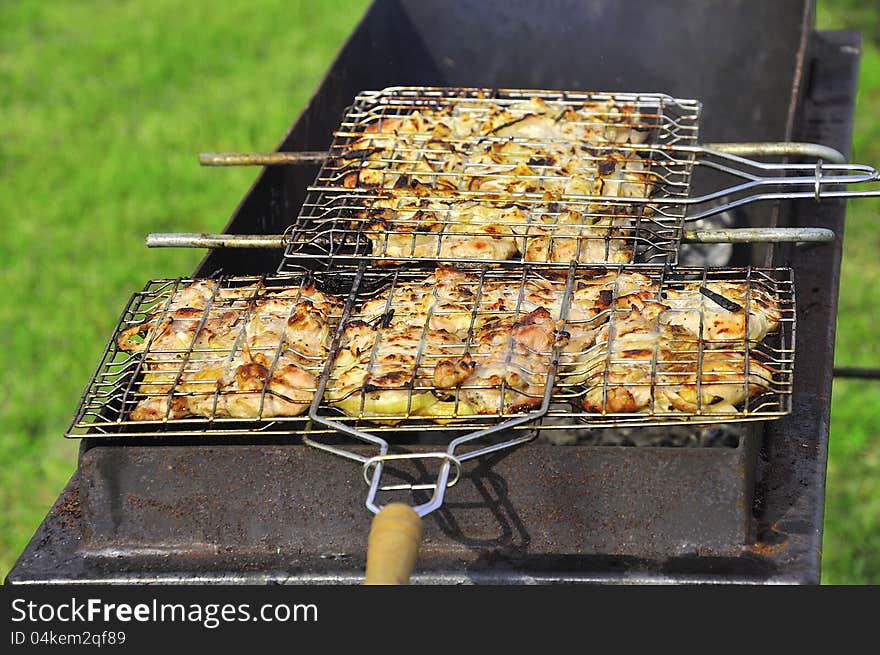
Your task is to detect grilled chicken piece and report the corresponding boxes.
[335,270,572,420]
[468,146,653,199]
[357,188,638,264]
[660,281,782,342]
[164,279,218,310]
[116,279,259,355]
[493,97,652,145]
[245,290,338,359]
[347,167,651,265]
[118,280,342,421]
[349,97,649,147]
[115,268,783,426]
[326,320,472,421]
[355,266,659,352]
[580,328,775,415]
[423,269,665,415]
[433,308,564,414]
[362,200,522,263]
[333,267,663,421]
[356,266,566,334]
[579,322,683,414]
[333,96,655,264]
[656,351,774,414]
[518,209,634,264]
[578,290,779,414]
[338,268,782,423]
[129,350,319,421]
[491,113,565,140]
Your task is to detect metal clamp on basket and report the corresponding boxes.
[304,261,577,516]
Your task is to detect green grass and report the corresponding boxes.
[0,0,370,577]
[0,0,876,583]
[816,1,880,585]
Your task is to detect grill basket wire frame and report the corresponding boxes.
[67,274,347,438]
[66,264,795,514]
[284,87,700,269]
[271,86,876,271]
[306,261,578,516]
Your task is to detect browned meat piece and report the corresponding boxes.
[660,281,782,342]
[578,284,780,415]
[331,267,663,422]
[333,96,655,264]
[433,308,564,415]
[326,321,469,421]
[118,280,342,422]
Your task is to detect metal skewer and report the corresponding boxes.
[145,227,836,249]
[680,227,835,244]
[199,151,328,166]
[199,143,850,167]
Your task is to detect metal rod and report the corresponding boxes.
[833,367,880,380]
[197,143,849,168]
[145,228,836,250]
[145,233,287,248]
[198,143,880,221]
[199,152,328,166]
[681,227,835,244]
[702,142,848,164]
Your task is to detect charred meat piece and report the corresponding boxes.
[330,267,665,422]
[579,330,775,415]
[355,189,638,264]
[577,278,781,414]
[361,197,522,263]
[660,280,782,343]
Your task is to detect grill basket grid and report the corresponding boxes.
[67,265,794,439]
[67,275,343,438]
[279,87,702,270]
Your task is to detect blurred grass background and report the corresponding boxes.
[0,0,876,583]
[815,0,880,584]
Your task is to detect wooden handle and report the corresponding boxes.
[363,503,423,585]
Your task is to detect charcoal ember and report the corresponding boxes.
[537,423,746,448]
[699,424,747,448]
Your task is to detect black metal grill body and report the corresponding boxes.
[7,0,857,584]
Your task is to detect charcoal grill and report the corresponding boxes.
[6,0,863,584]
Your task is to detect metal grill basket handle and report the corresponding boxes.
[197,140,880,223]
[304,262,577,517]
